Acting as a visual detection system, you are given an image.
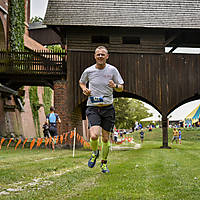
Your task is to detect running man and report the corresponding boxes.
[79,46,124,173]
[46,106,61,137]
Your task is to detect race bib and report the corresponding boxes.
[90,96,104,104]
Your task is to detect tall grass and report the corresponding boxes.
[0,128,200,200]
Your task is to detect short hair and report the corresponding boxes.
[95,46,108,54]
[50,106,55,111]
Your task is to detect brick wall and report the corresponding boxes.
[0,0,8,48]
[0,94,23,137]
[0,96,6,135]
[54,80,83,135]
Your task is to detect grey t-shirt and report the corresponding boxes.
[79,63,124,106]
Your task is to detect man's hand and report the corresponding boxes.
[79,82,91,96]
[83,88,91,96]
[108,80,116,88]
[108,80,123,92]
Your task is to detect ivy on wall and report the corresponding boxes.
[29,86,53,137]
[29,86,41,137]
[9,0,25,51]
[42,87,53,116]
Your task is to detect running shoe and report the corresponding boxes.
[88,150,99,168]
[100,163,110,173]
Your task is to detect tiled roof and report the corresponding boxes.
[44,0,200,29]
[24,34,49,51]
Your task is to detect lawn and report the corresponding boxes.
[0,128,200,200]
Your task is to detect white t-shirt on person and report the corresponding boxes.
[79,63,124,106]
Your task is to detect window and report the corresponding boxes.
[92,36,109,44]
[122,36,140,44]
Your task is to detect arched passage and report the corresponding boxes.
[114,91,161,115]
[168,99,200,127]
[167,95,200,117]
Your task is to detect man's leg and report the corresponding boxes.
[49,126,56,150]
[171,136,175,144]
[101,129,110,173]
[90,126,100,149]
[100,105,115,173]
[88,125,101,168]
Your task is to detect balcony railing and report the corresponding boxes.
[0,50,67,75]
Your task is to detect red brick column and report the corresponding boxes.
[54,80,69,134]
[53,80,83,135]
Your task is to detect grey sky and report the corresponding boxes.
[30,0,48,19]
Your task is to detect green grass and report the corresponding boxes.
[0,128,200,199]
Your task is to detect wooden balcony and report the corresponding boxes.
[0,50,67,89]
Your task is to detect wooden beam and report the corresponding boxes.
[163,32,181,47]
[51,26,66,45]
[168,46,178,53]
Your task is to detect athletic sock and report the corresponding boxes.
[101,160,107,164]
[90,139,98,152]
[101,141,110,160]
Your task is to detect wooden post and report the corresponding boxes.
[160,55,171,149]
[73,128,76,157]
[161,115,171,149]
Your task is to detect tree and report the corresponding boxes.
[113,98,152,129]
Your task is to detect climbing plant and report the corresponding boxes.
[29,86,41,137]
[9,0,25,51]
[42,87,53,116]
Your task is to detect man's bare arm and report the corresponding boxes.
[79,81,91,96]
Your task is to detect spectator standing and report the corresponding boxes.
[140,129,145,143]
[178,129,182,144]
[113,130,118,143]
[171,128,178,144]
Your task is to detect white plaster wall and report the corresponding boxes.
[37,86,46,137]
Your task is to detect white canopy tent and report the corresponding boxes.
[141,116,161,122]
[141,115,184,122]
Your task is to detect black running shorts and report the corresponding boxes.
[86,104,115,132]
[49,126,58,137]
